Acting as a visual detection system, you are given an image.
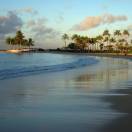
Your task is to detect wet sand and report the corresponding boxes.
[101,88,132,132]
[0,54,132,132]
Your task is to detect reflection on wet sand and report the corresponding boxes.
[74,67,129,91]
[0,56,132,132]
[101,87,132,132]
[73,58,132,131]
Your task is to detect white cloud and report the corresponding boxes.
[26,18,59,38]
[127,24,132,31]
[26,18,61,48]
[16,7,38,15]
[0,11,24,49]
[0,11,23,35]
[72,14,128,31]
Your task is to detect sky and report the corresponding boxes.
[0,0,132,49]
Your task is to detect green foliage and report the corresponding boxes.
[123,30,129,36]
[62,34,69,47]
[62,29,131,53]
[67,43,77,49]
[15,30,25,46]
[114,30,121,36]
[6,30,34,49]
[100,43,104,50]
[103,30,110,36]
[71,34,89,50]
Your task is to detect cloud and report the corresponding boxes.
[127,24,132,31]
[26,18,60,48]
[16,7,38,15]
[26,18,48,27]
[100,4,109,11]
[0,11,24,49]
[103,14,127,23]
[27,18,59,38]
[56,15,64,23]
[72,14,128,31]
[0,9,62,49]
[0,11,23,36]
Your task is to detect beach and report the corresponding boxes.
[0,53,132,132]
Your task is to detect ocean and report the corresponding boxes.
[0,53,132,132]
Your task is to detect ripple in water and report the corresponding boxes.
[0,54,99,80]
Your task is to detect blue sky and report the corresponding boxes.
[0,0,132,49]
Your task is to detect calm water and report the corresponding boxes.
[0,53,132,132]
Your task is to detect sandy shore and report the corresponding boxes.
[49,51,132,60]
[1,49,132,59]
[0,48,46,53]
[0,52,132,132]
[101,88,132,132]
[0,49,31,53]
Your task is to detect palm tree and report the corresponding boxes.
[114,30,121,37]
[6,30,34,50]
[88,38,96,51]
[15,30,25,49]
[109,37,116,43]
[114,30,122,47]
[117,39,126,53]
[6,37,16,49]
[123,30,129,47]
[71,34,79,44]
[106,45,113,52]
[116,43,122,53]
[99,43,104,51]
[103,36,109,51]
[103,30,110,50]
[21,38,34,49]
[71,34,81,49]
[109,37,116,52]
[80,36,89,50]
[129,40,132,52]
[71,34,78,40]
[123,30,129,37]
[124,41,129,54]
[27,38,34,48]
[22,39,28,48]
[11,38,16,49]
[6,37,12,48]
[119,38,126,43]
[96,35,103,50]
[75,35,83,50]
[103,30,110,37]
[131,40,132,46]
[62,34,69,47]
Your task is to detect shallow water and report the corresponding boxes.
[0,53,132,132]
[0,53,98,80]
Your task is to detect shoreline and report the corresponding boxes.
[0,48,46,53]
[1,49,132,60]
[49,51,132,60]
[0,50,132,132]
[101,88,132,132]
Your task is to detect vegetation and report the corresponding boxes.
[67,43,78,49]
[62,29,132,54]
[62,33,69,47]
[6,30,34,49]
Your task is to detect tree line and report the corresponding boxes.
[6,30,34,49]
[62,29,132,53]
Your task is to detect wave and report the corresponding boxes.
[0,57,99,80]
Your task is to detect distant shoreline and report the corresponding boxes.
[0,48,46,53]
[49,50,132,59]
[1,49,132,59]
